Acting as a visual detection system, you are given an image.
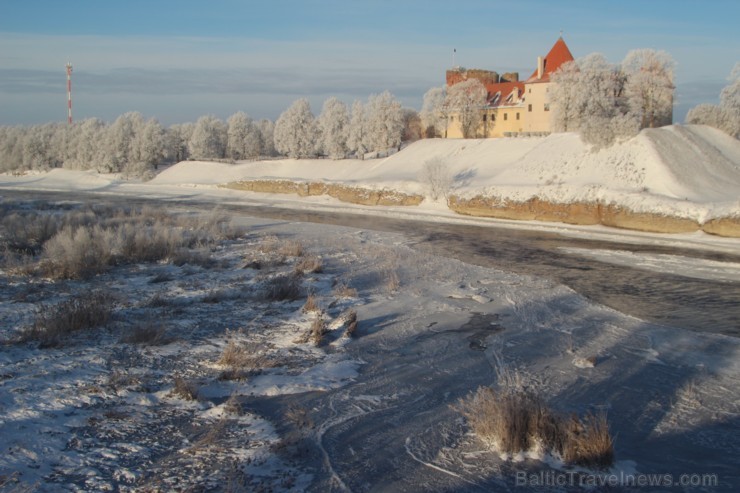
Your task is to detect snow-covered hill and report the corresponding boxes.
[149,124,740,231]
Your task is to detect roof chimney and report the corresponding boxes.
[537,56,544,80]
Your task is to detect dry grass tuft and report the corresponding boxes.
[20,291,113,347]
[562,412,614,469]
[309,313,327,346]
[218,340,251,368]
[457,386,554,454]
[333,282,358,299]
[302,292,320,313]
[218,340,279,371]
[120,323,171,345]
[278,240,304,258]
[295,255,323,274]
[344,309,359,338]
[385,269,400,293]
[263,273,303,301]
[172,376,199,401]
[285,406,314,430]
[258,236,304,258]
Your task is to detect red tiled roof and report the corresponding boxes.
[484,81,525,107]
[526,37,575,83]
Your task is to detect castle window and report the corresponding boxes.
[528,104,532,112]
[504,113,508,121]
[483,114,487,122]
[544,103,550,111]
[516,113,520,120]
[492,114,496,121]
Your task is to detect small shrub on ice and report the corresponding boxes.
[562,412,614,469]
[457,368,614,469]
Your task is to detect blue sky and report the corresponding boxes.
[1,0,738,125]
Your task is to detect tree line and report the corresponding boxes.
[0,91,421,178]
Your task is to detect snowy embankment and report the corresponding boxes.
[151,124,740,236]
[2,124,739,236]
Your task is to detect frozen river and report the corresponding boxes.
[4,189,739,337]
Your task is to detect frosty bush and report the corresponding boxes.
[15,206,241,280]
[419,157,453,201]
[121,160,156,181]
[685,65,740,139]
[262,273,304,301]
[20,291,113,347]
[687,105,740,139]
[41,225,111,279]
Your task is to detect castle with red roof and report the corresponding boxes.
[445,37,575,138]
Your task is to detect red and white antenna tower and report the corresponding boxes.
[66,62,73,124]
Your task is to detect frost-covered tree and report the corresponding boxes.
[721,63,740,113]
[256,119,276,157]
[365,91,404,152]
[686,64,740,139]
[549,60,582,132]
[622,49,675,129]
[65,118,106,170]
[317,97,349,159]
[346,100,367,159]
[445,79,487,139]
[402,108,422,142]
[274,99,317,159]
[188,115,227,160]
[132,118,165,167]
[22,123,61,170]
[227,112,262,160]
[0,126,25,172]
[550,52,643,147]
[104,112,145,172]
[420,86,448,137]
[166,123,194,162]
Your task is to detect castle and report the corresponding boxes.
[445,37,574,138]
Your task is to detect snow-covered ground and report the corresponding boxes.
[1,126,739,491]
